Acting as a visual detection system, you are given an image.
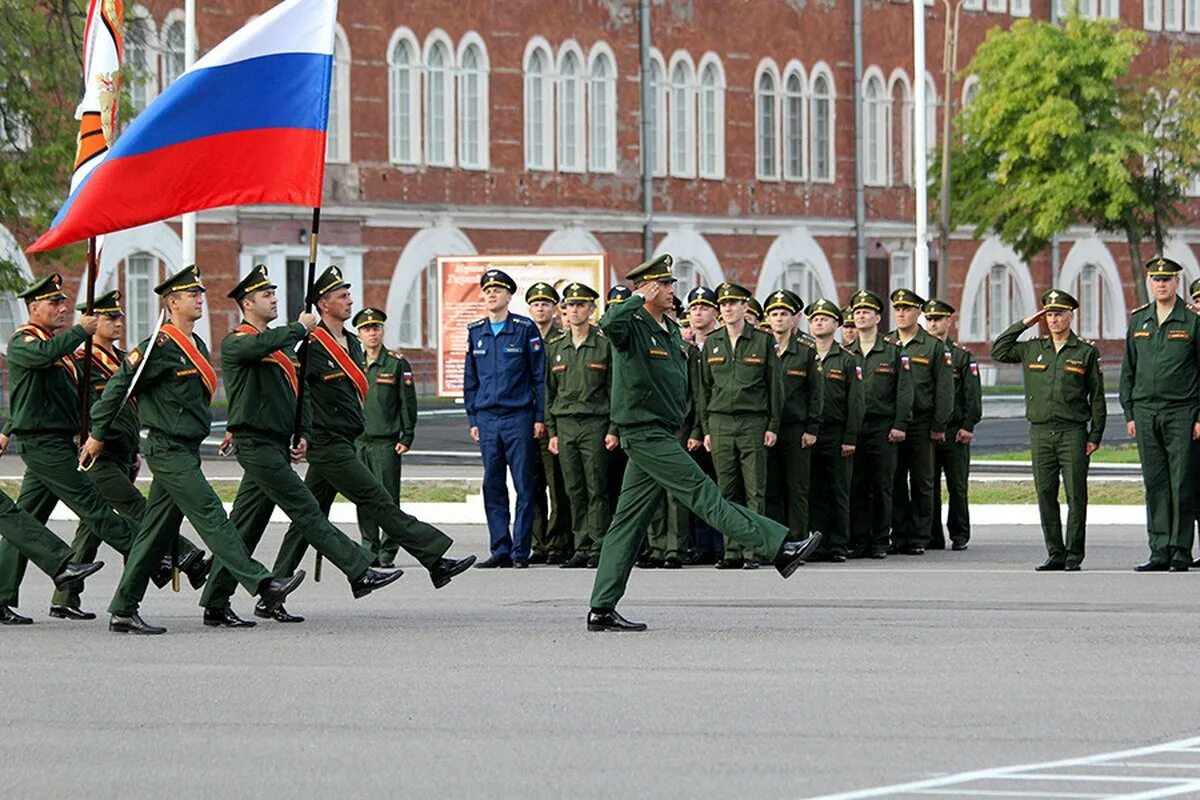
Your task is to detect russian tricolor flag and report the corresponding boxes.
[29,0,338,253]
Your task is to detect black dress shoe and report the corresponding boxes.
[774,531,823,579]
[634,556,656,569]
[0,606,32,625]
[715,558,744,570]
[742,559,760,570]
[1134,560,1169,572]
[886,545,900,555]
[350,567,406,599]
[109,613,166,635]
[49,605,96,621]
[430,555,477,589]
[528,552,547,565]
[186,553,213,590]
[546,552,565,565]
[901,546,926,556]
[1035,559,1066,571]
[513,558,530,569]
[662,556,683,569]
[560,553,589,569]
[474,554,513,569]
[951,541,969,551]
[254,602,304,623]
[587,608,648,632]
[203,607,257,628]
[586,555,599,569]
[257,570,306,610]
[869,548,888,559]
[1064,563,1082,572]
[52,561,104,590]
[1170,563,1190,573]
[830,554,847,563]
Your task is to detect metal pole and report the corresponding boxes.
[182,0,197,266]
[853,0,867,288]
[937,0,963,301]
[639,0,653,261]
[293,207,322,581]
[913,0,930,299]
[79,237,97,442]
[1048,0,1061,285]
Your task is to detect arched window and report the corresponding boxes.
[966,263,1032,341]
[458,39,489,170]
[424,37,454,167]
[698,57,725,179]
[810,70,835,182]
[125,253,164,344]
[646,54,667,177]
[918,74,938,174]
[388,30,420,165]
[962,75,981,110]
[125,9,157,118]
[756,67,780,180]
[326,27,350,163]
[1073,264,1106,339]
[588,48,616,173]
[776,262,824,330]
[524,42,553,170]
[557,48,584,172]
[863,72,888,186]
[673,259,699,291]
[783,68,806,181]
[669,56,695,178]
[162,19,186,88]
[890,72,911,185]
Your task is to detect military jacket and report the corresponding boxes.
[306,321,369,443]
[946,338,983,433]
[363,349,418,446]
[1119,297,1200,423]
[600,294,687,431]
[776,332,824,434]
[887,326,953,432]
[463,313,545,428]
[854,335,914,431]
[544,325,615,437]
[222,321,308,441]
[698,325,783,434]
[76,342,140,457]
[993,321,1106,441]
[815,343,865,446]
[7,323,87,436]
[684,340,703,441]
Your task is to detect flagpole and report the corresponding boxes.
[293,205,322,581]
[79,237,98,441]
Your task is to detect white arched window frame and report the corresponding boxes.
[387,28,421,165]
[523,38,554,171]
[587,43,617,174]
[783,62,808,182]
[125,253,165,345]
[125,7,158,119]
[888,70,911,186]
[1010,0,1031,14]
[809,65,836,182]
[1146,0,1163,29]
[668,51,696,178]
[161,12,186,89]
[1166,0,1184,29]
[863,69,889,187]
[921,73,939,173]
[755,60,781,181]
[646,50,667,178]
[556,42,585,173]
[457,35,490,170]
[423,32,455,168]
[963,263,1035,341]
[697,54,725,180]
[326,25,351,163]
[962,74,981,109]
[1188,0,1200,30]
[1060,236,1128,339]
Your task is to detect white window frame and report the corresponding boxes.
[1099,0,1120,18]
[889,70,912,186]
[890,251,913,295]
[1187,0,1200,28]
[755,59,782,182]
[523,38,554,171]
[667,51,697,179]
[556,41,586,173]
[423,31,455,168]
[863,68,889,187]
[697,53,726,180]
[457,34,490,170]
[783,62,808,182]
[1010,0,1031,14]
[161,12,186,89]
[387,28,421,166]
[125,6,159,119]
[964,0,983,9]
[1166,0,1184,28]
[326,25,351,163]
[987,0,1007,11]
[922,73,938,173]
[962,74,981,109]
[1075,264,1101,339]
[1146,0,1163,29]
[809,64,836,183]
[647,50,667,178]
[587,42,617,174]
[125,254,161,346]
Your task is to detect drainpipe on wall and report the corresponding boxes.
[640,0,654,262]
[853,0,867,289]
[1049,1,1060,285]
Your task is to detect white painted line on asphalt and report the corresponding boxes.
[1002,774,1189,783]
[1108,785,1200,800]
[914,791,1106,798]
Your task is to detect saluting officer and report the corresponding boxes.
[887,289,952,556]
[847,290,914,559]
[527,282,572,564]
[924,299,982,551]
[463,270,546,568]
[546,283,617,569]
[352,307,418,568]
[763,289,823,542]
[699,282,784,569]
[993,289,1105,571]
[805,298,865,562]
[1120,257,1200,572]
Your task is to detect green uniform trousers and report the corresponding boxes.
[850,420,898,555]
[590,422,788,610]
[533,435,572,557]
[1030,423,1089,566]
[809,425,852,557]
[709,412,769,561]
[201,434,373,610]
[931,432,971,548]
[555,415,610,556]
[356,438,404,563]
[766,423,813,542]
[109,432,273,616]
[1132,407,1196,566]
[647,426,694,560]
[0,434,137,608]
[0,491,72,588]
[892,422,936,550]
[273,435,452,577]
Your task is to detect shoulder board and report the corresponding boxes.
[1131,302,1150,315]
[546,332,566,344]
[883,335,899,346]
[467,318,487,329]
[388,349,406,360]
[593,326,607,338]
[510,315,533,327]
[156,332,170,347]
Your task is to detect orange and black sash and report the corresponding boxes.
[311,326,368,403]
[15,323,78,383]
[80,344,136,408]
[235,324,298,396]
[160,323,217,400]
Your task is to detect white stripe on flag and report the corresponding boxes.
[192,0,339,71]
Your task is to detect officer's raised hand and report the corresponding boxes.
[298,312,318,332]
[78,314,100,335]
[1022,308,1048,328]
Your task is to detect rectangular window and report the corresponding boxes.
[757,91,778,180]
[812,94,832,181]
[987,266,1010,339]
[1077,268,1100,339]
[126,255,157,344]
[1166,0,1184,27]
[964,0,983,9]
[1146,0,1163,28]
[1010,0,1031,13]
[889,252,913,295]
[1099,0,1120,17]
[987,0,1007,12]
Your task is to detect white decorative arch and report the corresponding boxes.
[538,227,604,255]
[961,74,981,110]
[1164,239,1200,287]
[755,227,837,303]
[959,236,1036,343]
[651,227,724,289]
[385,225,477,350]
[1059,235,1127,339]
[0,224,34,354]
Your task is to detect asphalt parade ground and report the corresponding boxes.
[2,519,1198,799]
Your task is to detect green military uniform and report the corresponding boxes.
[926,299,983,550]
[351,307,418,566]
[847,290,914,558]
[763,290,824,542]
[527,282,572,562]
[590,256,791,615]
[201,266,376,614]
[646,337,704,565]
[1119,258,1200,570]
[993,289,1105,568]
[805,299,866,560]
[699,282,784,567]
[272,266,455,580]
[0,274,140,611]
[887,289,953,554]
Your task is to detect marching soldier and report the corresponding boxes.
[841,306,858,347]
[1120,257,1200,572]
[547,283,617,569]
[925,299,982,551]
[805,299,865,562]
[993,289,1105,571]
[352,307,417,568]
[847,290,913,559]
[80,266,306,634]
[763,289,823,542]
[463,270,545,568]
[526,282,571,564]
[199,268,404,627]
[587,255,819,632]
[699,282,784,569]
[887,289,952,555]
